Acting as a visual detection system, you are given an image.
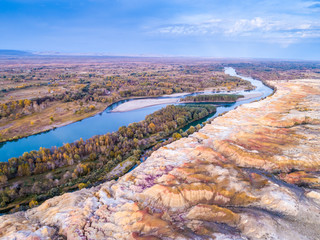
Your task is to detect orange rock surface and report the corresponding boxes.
[0,79,320,239]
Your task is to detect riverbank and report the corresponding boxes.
[0,101,107,143]
[0,91,210,144]
[0,92,192,144]
[237,91,263,101]
[1,79,319,239]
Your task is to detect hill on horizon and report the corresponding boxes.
[0,49,34,56]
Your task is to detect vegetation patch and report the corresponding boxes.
[181,94,244,103]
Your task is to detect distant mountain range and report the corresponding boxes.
[0,50,34,56]
[0,49,175,58]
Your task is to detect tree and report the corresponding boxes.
[78,183,88,190]
[187,126,196,135]
[172,132,182,140]
[24,99,31,107]
[148,122,156,133]
[74,154,80,161]
[29,199,38,208]
[177,117,185,126]
[0,174,8,184]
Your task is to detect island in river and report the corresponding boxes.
[180,94,244,103]
[110,91,263,112]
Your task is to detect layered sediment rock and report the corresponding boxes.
[1,79,320,240]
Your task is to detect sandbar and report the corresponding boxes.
[111,98,179,112]
[237,92,263,101]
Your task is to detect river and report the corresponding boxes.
[0,67,273,162]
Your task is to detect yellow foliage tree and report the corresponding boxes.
[148,122,156,133]
[29,199,38,208]
[78,182,88,190]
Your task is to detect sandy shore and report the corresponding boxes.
[162,92,190,97]
[237,92,263,101]
[111,98,180,112]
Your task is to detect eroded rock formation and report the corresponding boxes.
[0,79,320,240]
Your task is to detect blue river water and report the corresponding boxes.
[0,67,273,162]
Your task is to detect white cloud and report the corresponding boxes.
[226,17,265,34]
[150,14,320,45]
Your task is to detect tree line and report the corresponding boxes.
[181,94,244,103]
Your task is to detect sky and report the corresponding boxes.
[1,0,320,60]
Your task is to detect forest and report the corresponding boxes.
[0,104,216,212]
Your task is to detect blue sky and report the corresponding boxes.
[1,0,320,59]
